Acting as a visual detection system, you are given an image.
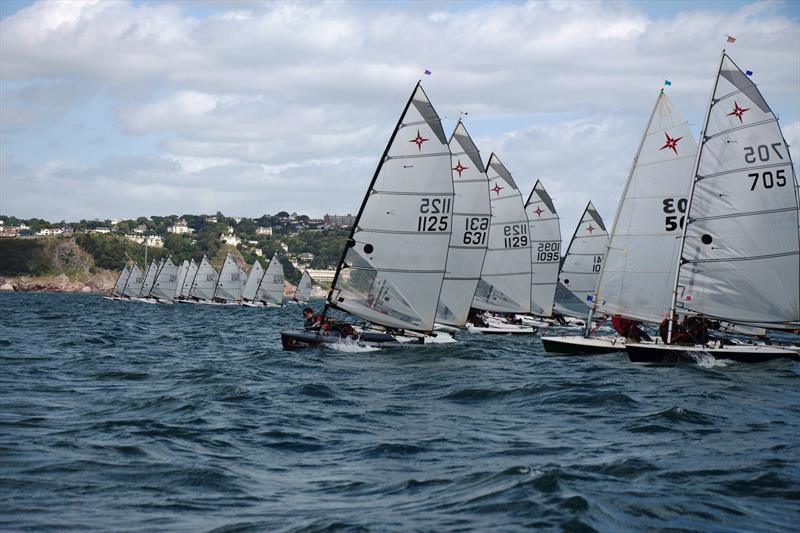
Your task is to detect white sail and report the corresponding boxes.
[329,83,453,331]
[557,202,608,313]
[122,265,144,298]
[190,256,218,301]
[436,121,491,326]
[139,259,160,298]
[594,91,697,324]
[242,259,264,302]
[472,153,531,314]
[525,180,561,316]
[259,253,284,306]
[151,257,179,301]
[174,260,189,299]
[214,253,243,302]
[673,53,800,325]
[238,266,248,294]
[294,271,312,303]
[179,260,198,298]
[112,265,130,297]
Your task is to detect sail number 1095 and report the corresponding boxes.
[417,197,452,232]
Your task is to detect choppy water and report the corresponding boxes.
[1,293,799,531]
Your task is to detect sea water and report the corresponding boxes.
[1,293,798,531]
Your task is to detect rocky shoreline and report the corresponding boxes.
[0,272,116,294]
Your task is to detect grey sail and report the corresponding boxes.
[556,202,608,313]
[214,253,243,302]
[259,253,284,306]
[672,53,800,325]
[526,180,561,317]
[472,154,532,314]
[179,260,198,299]
[593,91,697,324]
[190,256,218,301]
[112,265,130,297]
[174,260,189,300]
[139,259,161,298]
[436,121,491,326]
[151,257,179,302]
[294,271,312,303]
[328,83,453,331]
[242,259,264,302]
[122,265,145,298]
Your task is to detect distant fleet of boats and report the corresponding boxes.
[106,252,313,306]
[280,50,800,363]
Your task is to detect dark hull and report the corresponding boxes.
[626,343,800,364]
[541,336,626,355]
[280,330,423,351]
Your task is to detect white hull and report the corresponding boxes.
[466,323,537,335]
[241,300,281,308]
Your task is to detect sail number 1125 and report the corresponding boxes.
[417,197,452,232]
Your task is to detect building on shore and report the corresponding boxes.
[323,214,355,227]
[306,269,336,284]
[167,220,194,234]
[256,226,273,236]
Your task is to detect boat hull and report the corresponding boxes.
[281,330,423,351]
[542,335,627,355]
[626,343,800,364]
[466,324,538,335]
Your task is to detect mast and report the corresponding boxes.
[666,50,726,343]
[322,81,422,322]
[584,89,664,336]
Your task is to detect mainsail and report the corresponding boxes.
[436,121,491,326]
[139,259,160,298]
[242,259,264,302]
[671,52,800,326]
[151,257,179,302]
[122,265,144,298]
[593,91,697,324]
[327,83,453,331]
[190,256,218,301]
[526,180,561,316]
[112,265,130,297]
[556,202,608,313]
[179,260,198,299]
[214,253,243,302]
[259,253,284,306]
[472,154,531,314]
[294,271,312,303]
[174,260,189,300]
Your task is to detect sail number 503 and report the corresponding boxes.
[417,197,452,232]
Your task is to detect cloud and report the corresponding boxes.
[0,0,798,246]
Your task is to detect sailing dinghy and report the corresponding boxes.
[105,265,131,300]
[467,154,537,334]
[147,257,179,304]
[626,52,800,363]
[121,264,145,301]
[212,253,244,304]
[241,259,264,305]
[176,259,198,301]
[291,271,313,303]
[434,121,491,329]
[544,90,697,354]
[281,82,456,350]
[182,255,218,304]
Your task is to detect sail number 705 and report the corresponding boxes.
[417,197,452,232]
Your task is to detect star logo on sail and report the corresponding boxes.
[491,184,503,196]
[586,224,595,234]
[452,160,468,177]
[534,206,544,218]
[659,132,683,155]
[727,101,749,124]
[409,129,429,151]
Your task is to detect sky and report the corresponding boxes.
[1,0,799,243]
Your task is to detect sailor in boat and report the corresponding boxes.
[467,308,488,328]
[611,316,652,343]
[303,307,322,330]
[657,315,716,345]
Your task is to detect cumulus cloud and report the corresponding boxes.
[0,0,798,241]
